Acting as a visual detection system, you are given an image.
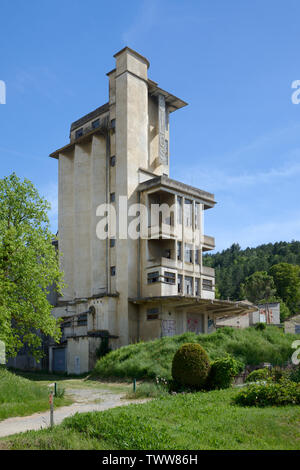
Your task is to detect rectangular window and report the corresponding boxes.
[75,128,83,139]
[62,320,71,328]
[165,139,169,158]
[77,314,87,326]
[195,278,200,296]
[92,119,100,129]
[195,203,200,229]
[110,119,116,130]
[184,199,192,226]
[147,271,160,284]
[110,238,115,248]
[184,243,193,263]
[177,274,183,293]
[177,241,182,260]
[147,308,159,320]
[110,192,115,202]
[177,196,182,224]
[164,271,176,284]
[110,156,116,167]
[184,276,193,295]
[202,279,213,291]
[111,266,116,276]
[195,249,200,264]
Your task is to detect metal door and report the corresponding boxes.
[53,348,66,372]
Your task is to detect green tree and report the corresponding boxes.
[269,263,300,313]
[0,173,64,359]
[240,271,276,304]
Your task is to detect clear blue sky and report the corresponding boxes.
[1,0,300,251]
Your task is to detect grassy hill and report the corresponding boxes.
[0,367,70,420]
[92,326,300,381]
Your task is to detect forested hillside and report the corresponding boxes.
[203,241,300,301]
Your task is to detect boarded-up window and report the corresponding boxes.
[147,308,159,320]
[147,271,160,283]
[164,271,176,284]
[162,319,176,337]
[202,279,213,291]
[77,314,87,326]
[187,314,204,334]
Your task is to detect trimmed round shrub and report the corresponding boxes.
[208,354,244,389]
[246,368,270,383]
[171,343,210,389]
[234,379,300,407]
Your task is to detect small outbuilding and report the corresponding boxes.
[284,314,300,334]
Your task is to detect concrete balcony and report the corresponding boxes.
[147,256,177,269]
[147,223,176,239]
[202,235,215,252]
[202,265,215,277]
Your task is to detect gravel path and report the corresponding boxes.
[0,388,148,438]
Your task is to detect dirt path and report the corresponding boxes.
[0,388,148,438]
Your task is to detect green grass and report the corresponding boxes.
[2,388,300,450]
[125,381,169,399]
[12,370,131,394]
[0,368,71,421]
[93,326,300,380]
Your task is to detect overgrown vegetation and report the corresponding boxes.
[203,241,300,315]
[0,367,70,420]
[93,326,300,381]
[3,388,300,450]
[207,354,243,389]
[246,368,270,383]
[234,379,300,407]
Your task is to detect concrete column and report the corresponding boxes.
[58,152,74,300]
[91,135,107,296]
[114,47,149,345]
[73,142,92,299]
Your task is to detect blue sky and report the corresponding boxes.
[1,0,300,251]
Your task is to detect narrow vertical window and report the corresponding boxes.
[177,241,182,260]
[184,199,192,226]
[177,196,182,224]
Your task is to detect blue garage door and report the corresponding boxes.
[295,325,300,334]
[53,348,66,372]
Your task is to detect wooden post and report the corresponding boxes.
[49,391,54,427]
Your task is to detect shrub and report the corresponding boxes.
[255,323,266,331]
[271,366,289,383]
[234,379,300,407]
[208,354,244,389]
[171,343,210,390]
[288,366,300,383]
[246,368,270,383]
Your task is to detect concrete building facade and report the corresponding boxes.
[49,47,255,374]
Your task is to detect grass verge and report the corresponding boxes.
[0,368,72,421]
[2,388,300,450]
